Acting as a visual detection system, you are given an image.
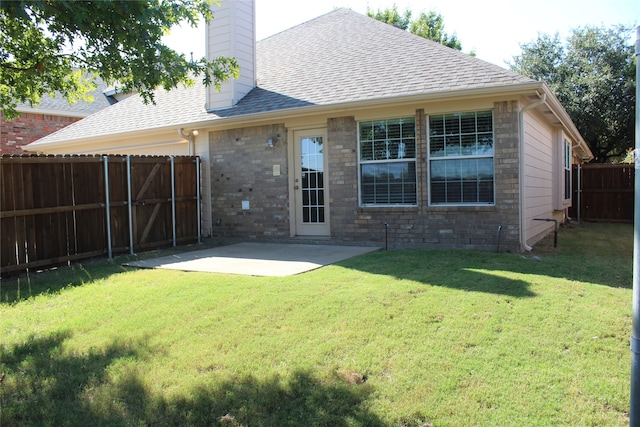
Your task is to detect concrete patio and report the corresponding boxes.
[124,242,381,276]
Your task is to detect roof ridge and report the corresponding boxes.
[258,7,350,42]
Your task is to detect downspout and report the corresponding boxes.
[178,128,198,156]
[518,92,547,251]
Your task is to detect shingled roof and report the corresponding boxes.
[17,75,114,116]
[244,8,535,113]
[30,8,537,146]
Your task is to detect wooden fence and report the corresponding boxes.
[570,163,634,222]
[1,154,201,274]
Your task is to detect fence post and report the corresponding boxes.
[171,156,177,248]
[103,156,113,259]
[196,156,202,244]
[577,164,581,222]
[126,156,134,255]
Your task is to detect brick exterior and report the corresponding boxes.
[327,101,521,251]
[209,101,522,251]
[210,124,290,239]
[0,112,81,155]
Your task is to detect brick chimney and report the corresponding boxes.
[206,0,256,110]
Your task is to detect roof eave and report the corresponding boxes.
[540,84,594,161]
[193,81,549,126]
[24,125,186,151]
[26,82,555,151]
[14,105,92,119]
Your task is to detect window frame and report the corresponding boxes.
[357,117,418,207]
[563,138,571,201]
[427,110,496,206]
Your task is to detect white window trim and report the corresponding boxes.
[553,133,572,210]
[357,117,418,207]
[427,110,496,207]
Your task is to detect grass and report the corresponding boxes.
[0,222,633,426]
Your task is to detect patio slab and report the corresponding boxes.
[124,242,381,276]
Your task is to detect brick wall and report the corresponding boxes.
[209,123,290,238]
[208,101,523,251]
[491,100,522,250]
[327,101,521,251]
[0,112,81,154]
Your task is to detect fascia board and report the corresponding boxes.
[15,106,90,118]
[25,126,186,152]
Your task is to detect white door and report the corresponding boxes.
[293,129,330,236]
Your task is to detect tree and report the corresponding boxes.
[366,4,411,31]
[509,25,636,163]
[0,0,239,120]
[367,5,463,51]
[409,11,461,50]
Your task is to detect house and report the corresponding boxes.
[1,76,119,154]
[25,2,593,252]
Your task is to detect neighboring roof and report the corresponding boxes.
[30,8,538,147]
[16,75,114,117]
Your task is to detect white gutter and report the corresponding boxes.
[15,106,91,118]
[518,92,547,252]
[178,128,199,156]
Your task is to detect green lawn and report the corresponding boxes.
[0,223,633,426]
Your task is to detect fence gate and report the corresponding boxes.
[1,155,201,274]
[570,164,634,222]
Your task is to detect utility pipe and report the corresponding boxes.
[518,92,547,251]
[384,222,389,251]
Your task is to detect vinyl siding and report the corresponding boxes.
[207,0,256,110]
[522,109,555,245]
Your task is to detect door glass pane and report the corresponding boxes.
[300,137,325,224]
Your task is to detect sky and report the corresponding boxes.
[164,0,639,68]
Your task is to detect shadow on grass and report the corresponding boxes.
[1,241,228,305]
[337,249,539,298]
[525,222,633,289]
[0,258,132,304]
[337,223,633,294]
[0,333,384,426]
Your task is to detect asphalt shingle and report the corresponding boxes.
[17,75,113,115]
[31,8,535,146]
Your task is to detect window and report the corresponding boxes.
[564,139,571,200]
[428,111,494,205]
[359,118,417,205]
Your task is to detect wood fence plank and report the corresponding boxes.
[135,163,162,200]
[571,164,634,222]
[1,155,199,274]
[140,203,163,244]
[0,203,105,218]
